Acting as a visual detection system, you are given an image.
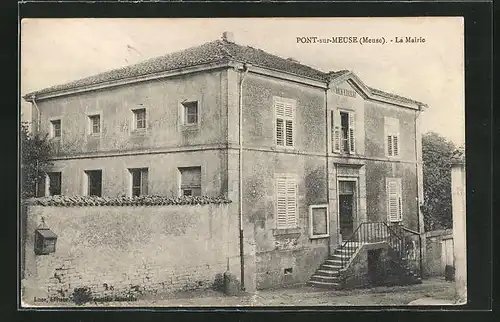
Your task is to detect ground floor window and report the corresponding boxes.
[47,172,62,196]
[85,170,102,197]
[179,166,201,196]
[129,168,148,196]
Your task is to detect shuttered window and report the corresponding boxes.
[385,117,400,157]
[275,98,295,147]
[386,178,403,222]
[332,110,355,154]
[276,175,298,229]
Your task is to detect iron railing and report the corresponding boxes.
[339,221,422,278]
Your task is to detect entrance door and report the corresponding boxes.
[339,180,356,241]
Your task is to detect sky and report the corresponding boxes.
[20,18,464,146]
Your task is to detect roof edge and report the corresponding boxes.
[24,59,234,102]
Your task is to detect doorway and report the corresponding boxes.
[338,180,356,241]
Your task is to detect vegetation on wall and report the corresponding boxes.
[421,132,461,231]
[21,122,53,199]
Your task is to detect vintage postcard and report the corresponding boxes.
[20,17,465,307]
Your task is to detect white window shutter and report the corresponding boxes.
[348,112,356,153]
[275,101,285,118]
[332,110,341,153]
[387,178,399,222]
[286,179,297,228]
[276,177,288,228]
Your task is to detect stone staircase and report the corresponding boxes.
[307,242,362,289]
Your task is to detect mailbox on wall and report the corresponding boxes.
[34,217,58,255]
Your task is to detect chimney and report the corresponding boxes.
[222,31,234,43]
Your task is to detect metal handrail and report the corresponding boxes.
[338,221,423,279]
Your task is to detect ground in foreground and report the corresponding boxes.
[25,278,457,307]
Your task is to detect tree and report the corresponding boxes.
[421,132,457,231]
[20,122,52,199]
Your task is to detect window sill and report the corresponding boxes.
[309,233,329,240]
[181,124,200,131]
[273,227,301,236]
[130,129,147,136]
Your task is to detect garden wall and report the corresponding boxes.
[424,229,453,277]
[22,196,238,304]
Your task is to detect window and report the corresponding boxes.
[386,177,403,222]
[88,115,101,134]
[133,108,146,130]
[332,110,355,153]
[47,172,62,196]
[309,204,329,238]
[275,97,295,147]
[183,101,199,125]
[385,117,400,157]
[36,175,46,197]
[179,167,201,196]
[276,175,297,229]
[129,168,148,197]
[85,170,102,197]
[51,119,61,138]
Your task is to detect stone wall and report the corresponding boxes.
[22,202,239,305]
[424,229,453,276]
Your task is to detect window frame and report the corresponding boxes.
[332,109,355,154]
[128,168,149,197]
[274,97,296,149]
[84,169,103,197]
[131,108,147,132]
[275,174,298,230]
[46,171,62,196]
[86,112,102,136]
[309,204,329,239]
[182,101,200,126]
[178,166,202,197]
[49,118,62,139]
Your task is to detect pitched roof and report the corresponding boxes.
[25,37,424,107]
[368,87,424,106]
[25,39,326,98]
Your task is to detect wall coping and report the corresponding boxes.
[424,229,453,238]
[23,195,232,207]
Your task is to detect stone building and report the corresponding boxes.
[24,32,427,291]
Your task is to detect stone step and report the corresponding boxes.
[307,280,341,289]
[320,264,343,270]
[329,255,351,261]
[324,259,344,265]
[310,275,341,282]
[316,269,340,276]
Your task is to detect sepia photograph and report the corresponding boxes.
[20,17,466,307]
